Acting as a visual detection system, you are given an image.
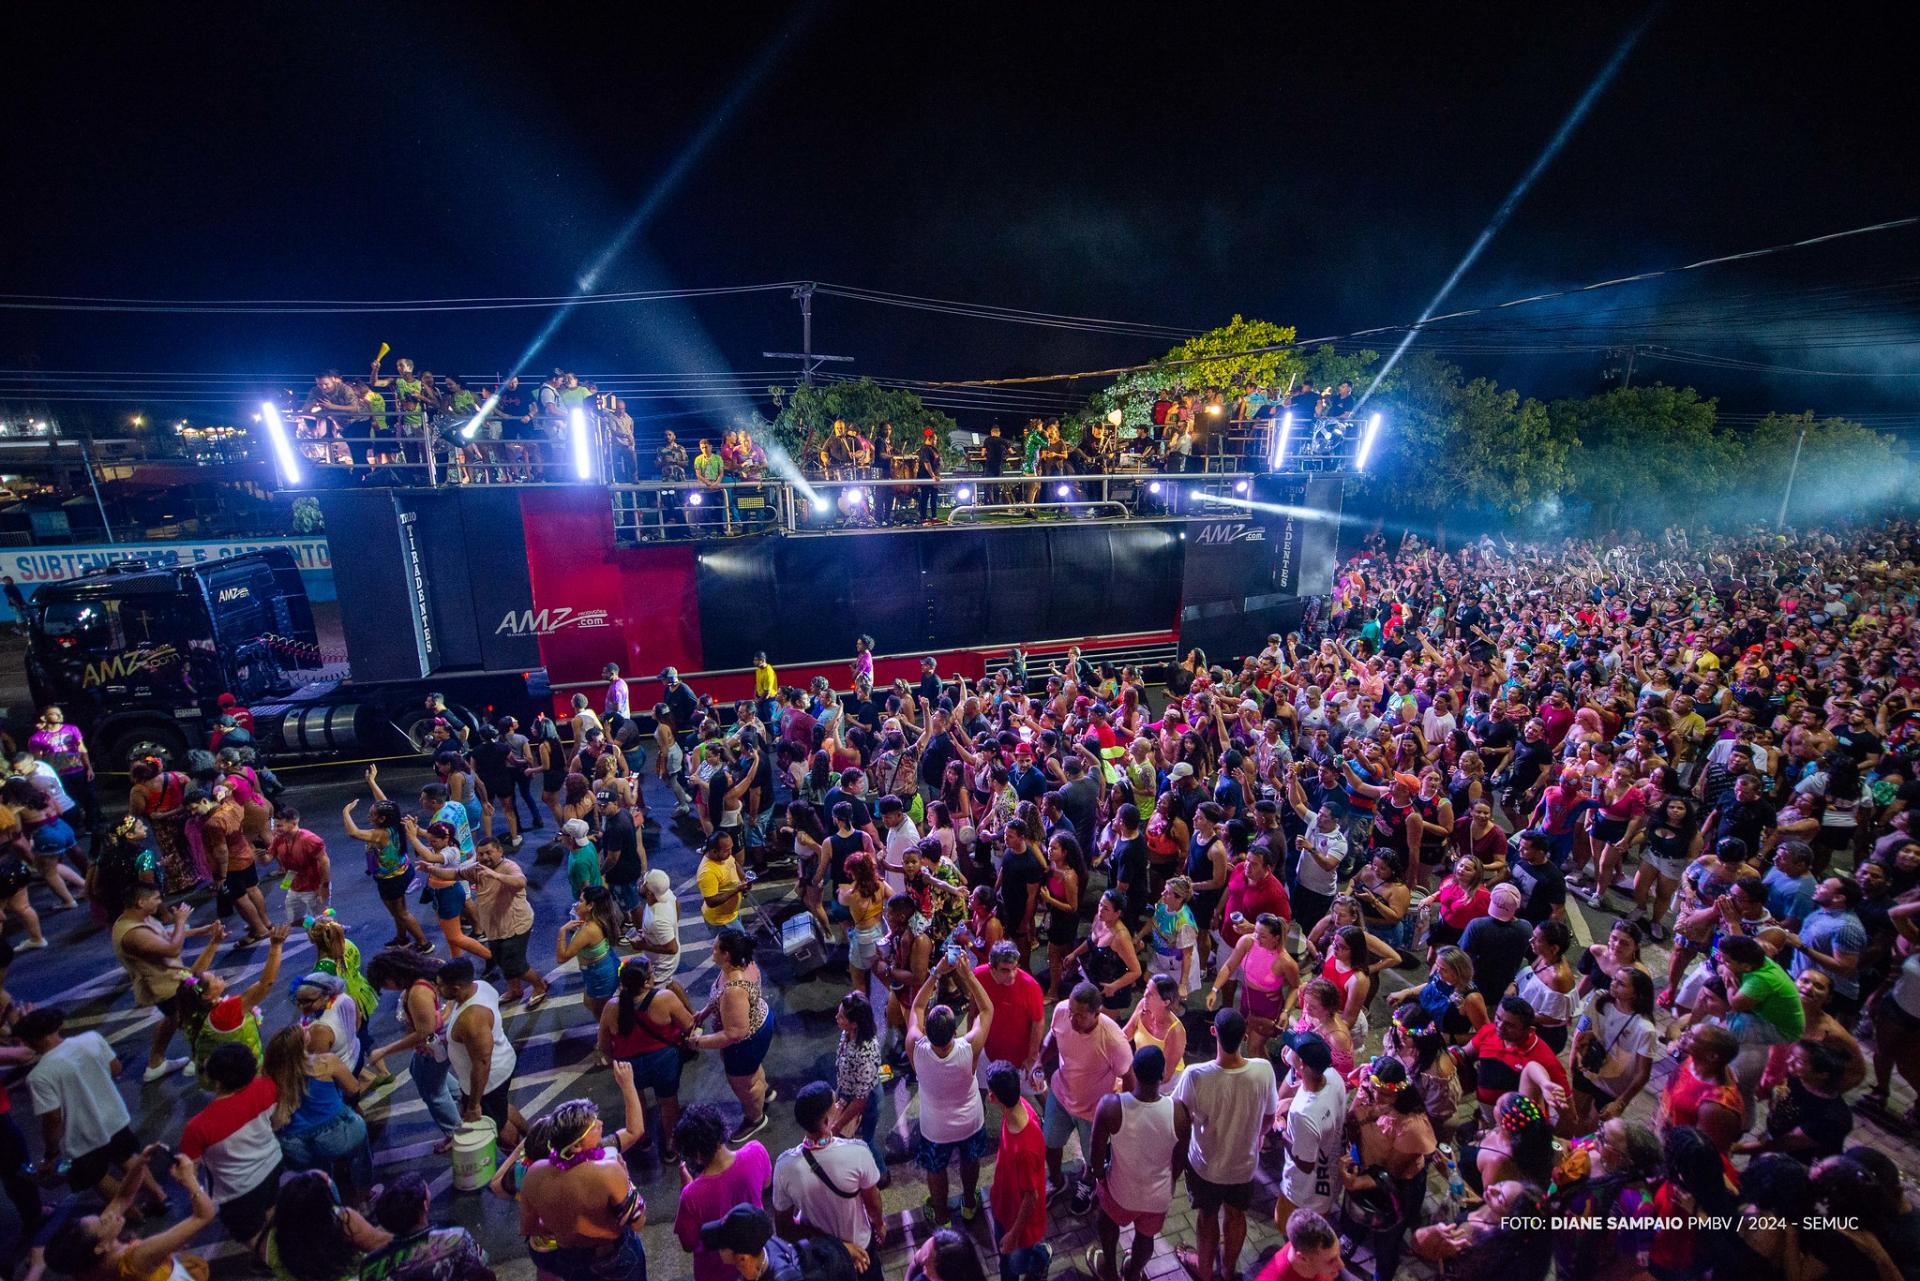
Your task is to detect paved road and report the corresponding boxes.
[9,747,1918,1281]
[4,755,887,1281]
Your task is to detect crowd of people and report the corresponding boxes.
[284,354,1365,510]
[7,519,1920,1281]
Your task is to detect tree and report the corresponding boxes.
[764,380,961,468]
[1722,412,1908,527]
[1351,353,1571,532]
[1551,384,1729,534]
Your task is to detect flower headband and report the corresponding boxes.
[304,908,339,930]
[113,814,144,840]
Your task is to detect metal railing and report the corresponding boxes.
[605,470,1275,542]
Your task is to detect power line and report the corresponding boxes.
[924,214,1920,386]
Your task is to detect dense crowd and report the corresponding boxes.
[6,520,1920,1281]
[284,354,1359,500]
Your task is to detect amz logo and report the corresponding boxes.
[81,645,180,689]
[495,607,612,637]
[1192,521,1267,545]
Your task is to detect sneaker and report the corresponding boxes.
[1068,1183,1095,1216]
[728,1114,769,1145]
[16,938,47,950]
[142,1058,188,1083]
[412,940,438,954]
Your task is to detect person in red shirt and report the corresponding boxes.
[973,942,1045,1083]
[986,1060,1049,1281]
[267,807,331,925]
[1220,846,1291,949]
[179,1042,282,1242]
[1459,996,1570,1122]
[1253,1208,1345,1281]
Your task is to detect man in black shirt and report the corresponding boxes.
[660,667,699,750]
[1109,804,1151,930]
[1507,829,1566,925]
[981,422,1012,483]
[1327,380,1357,420]
[996,818,1047,965]
[822,769,878,846]
[1460,882,1533,1002]
[916,657,944,708]
[1499,718,1554,825]
[915,429,942,523]
[1059,755,1100,856]
[596,791,645,914]
[919,707,958,800]
[1706,771,1776,856]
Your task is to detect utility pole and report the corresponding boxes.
[1621,344,1638,389]
[763,283,852,386]
[1776,424,1807,528]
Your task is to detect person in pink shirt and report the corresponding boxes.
[672,1103,773,1281]
[1038,983,1136,1211]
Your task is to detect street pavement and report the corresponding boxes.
[7,750,1917,1281]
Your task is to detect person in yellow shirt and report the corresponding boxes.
[752,651,778,726]
[696,832,745,927]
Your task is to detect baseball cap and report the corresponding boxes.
[1013,742,1034,758]
[1169,762,1195,781]
[563,818,591,843]
[1489,882,1522,919]
[660,666,679,682]
[643,869,671,897]
[1281,1028,1333,1074]
[700,1205,775,1255]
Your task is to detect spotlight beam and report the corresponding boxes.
[259,401,301,485]
[1355,12,1653,415]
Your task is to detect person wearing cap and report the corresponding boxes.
[1268,1026,1346,1231]
[1008,743,1048,805]
[913,428,942,522]
[631,868,685,1001]
[1173,1010,1278,1281]
[702,1204,801,1281]
[661,667,700,752]
[556,817,600,901]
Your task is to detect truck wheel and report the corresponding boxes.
[107,724,188,771]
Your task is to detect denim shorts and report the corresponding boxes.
[581,951,621,1000]
[430,881,467,920]
[721,1015,775,1077]
[626,1046,685,1099]
[1041,1089,1094,1159]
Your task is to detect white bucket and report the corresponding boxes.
[449,1118,498,1192]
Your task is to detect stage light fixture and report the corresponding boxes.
[259,402,302,485]
[1356,412,1384,472]
[569,406,592,480]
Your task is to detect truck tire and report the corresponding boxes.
[107,723,188,771]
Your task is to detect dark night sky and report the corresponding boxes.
[3,3,1917,436]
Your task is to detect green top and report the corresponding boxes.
[566,842,603,898]
[1022,430,1045,473]
[394,376,426,427]
[1738,959,1806,1041]
[694,452,724,483]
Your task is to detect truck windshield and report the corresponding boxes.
[36,599,125,651]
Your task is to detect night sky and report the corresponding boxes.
[3,4,1917,436]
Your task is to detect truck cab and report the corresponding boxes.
[25,550,318,767]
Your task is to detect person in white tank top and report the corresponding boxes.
[437,959,523,1145]
[1085,1044,1188,1281]
[907,955,996,1227]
